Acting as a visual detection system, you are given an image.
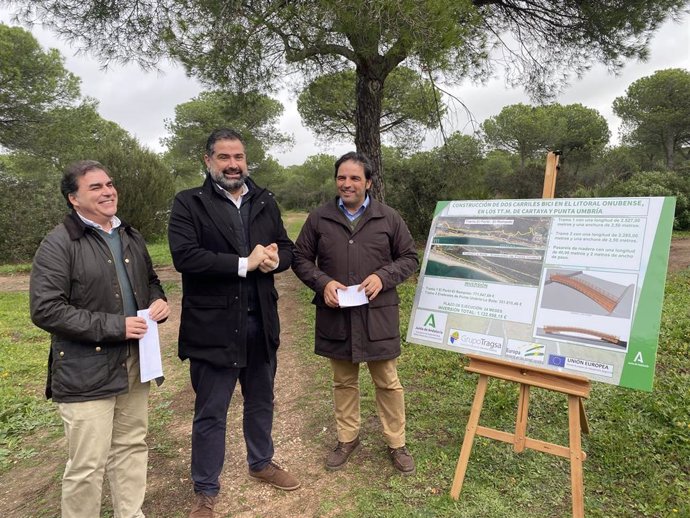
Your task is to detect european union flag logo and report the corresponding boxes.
[548,355,566,367]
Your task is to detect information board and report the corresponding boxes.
[406,197,675,391]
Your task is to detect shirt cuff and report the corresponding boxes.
[238,257,248,278]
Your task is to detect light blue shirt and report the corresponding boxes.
[338,194,370,222]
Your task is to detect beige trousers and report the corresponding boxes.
[57,349,150,518]
[330,358,406,448]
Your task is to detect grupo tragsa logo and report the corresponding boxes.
[447,328,503,355]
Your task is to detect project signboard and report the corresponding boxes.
[406,197,675,391]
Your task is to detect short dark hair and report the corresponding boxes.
[334,151,373,180]
[206,128,245,156]
[61,160,110,209]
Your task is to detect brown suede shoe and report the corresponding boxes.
[189,492,216,518]
[326,437,362,471]
[249,461,301,490]
[388,446,416,475]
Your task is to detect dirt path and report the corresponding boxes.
[0,270,358,517]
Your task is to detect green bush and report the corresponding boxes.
[0,172,65,263]
[94,144,175,240]
[603,170,690,229]
[385,134,489,242]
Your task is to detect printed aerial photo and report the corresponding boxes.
[425,216,550,285]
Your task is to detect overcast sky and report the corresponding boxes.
[2,9,689,166]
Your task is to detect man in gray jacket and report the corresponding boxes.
[30,160,170,518]
[293,152,418,475]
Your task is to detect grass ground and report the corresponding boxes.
[321,276,689,517]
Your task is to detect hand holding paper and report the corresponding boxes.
[359,273,383,300]
[337,285,369,307]
[137,309,163,383]
[324,279,346,307]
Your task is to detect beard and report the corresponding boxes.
[209,166,248,192]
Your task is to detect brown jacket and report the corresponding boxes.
[293,198,418,362]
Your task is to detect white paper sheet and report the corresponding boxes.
[337,285,369,307]
[137,309,163,382]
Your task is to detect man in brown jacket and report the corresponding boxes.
[293,151,419,475]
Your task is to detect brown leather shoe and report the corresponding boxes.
[189,492,216,518]
[249,461,301,490]
[326,437,362,471]
[388,446,416,475]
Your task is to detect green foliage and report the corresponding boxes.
[577,145,644,188]
[602,170,690,229]
[15,0,686,201]
[0,26,169,256]
[613,68,690,170]
[161,90,291,188]
[386,133,488,241]
[0,22,185,260]
[271,154,337,211]
[0,23,80,151]
[250,157,285,194]
[482,103,548,168]
[94,144,175,240]
[549,104,610,157]
[0,171,66,263]
[482,103,610,196]
[27,101,133,171]
[0,139,173,263]
[297,67,444,148]
[0,98,135,176]
[482,149,519,197]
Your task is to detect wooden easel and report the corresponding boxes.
[542,150,561,199]
[449,355,591,518]
[450,152,592,518]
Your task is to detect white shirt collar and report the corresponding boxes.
[75,212,121,233]
[215,182,249,208]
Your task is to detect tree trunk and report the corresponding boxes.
[664,133,675,170]
[355,65,385,202]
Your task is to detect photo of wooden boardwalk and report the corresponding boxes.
[540,269,636,319]
[541,325,625,347]
[548,272,626,313]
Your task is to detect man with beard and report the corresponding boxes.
[168,129,299,518]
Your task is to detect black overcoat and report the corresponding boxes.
[168,177,293,368]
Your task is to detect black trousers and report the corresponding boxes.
[189,314,277,495]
